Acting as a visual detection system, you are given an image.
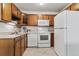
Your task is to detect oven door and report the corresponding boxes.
[38,33,50,44]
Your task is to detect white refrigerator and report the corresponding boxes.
[54,10,79,56]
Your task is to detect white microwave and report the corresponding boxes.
[38,20,49,26]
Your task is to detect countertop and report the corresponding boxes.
[0,32,27,39]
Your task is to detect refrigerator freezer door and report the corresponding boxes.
[67,11,79,56]
[54,29,67,56]
[54,11,67,28]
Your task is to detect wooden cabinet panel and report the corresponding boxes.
[28,15,38,25]
[21,38,25,54]
[17,11,21,18]
[12,4,18,17]
[15,37,21,56]
[43,15,49,19]
[0,3,1,20]
[20,14,24,24]
[49,15,54,26]
[38,14,43,19]
[3,3,12,21]
[17,11,21,24]
[23,15,28,25]
[0,39,10,56]
[70,4,79,10]
[67,3,79,11]
[9,40,14,56]
[21,35,25,55]
[0,34,27,56]
[51,33,54,47]
[27,14,55,26]
[21,34,26,55]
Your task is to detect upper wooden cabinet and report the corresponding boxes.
[38,14,43,19]
[49,15,54,26]
[12,4,18,17]
[66,3,79,11]
[43,15,49,19]
[27,14,54,26]
[3,3,12,21]
[0,3,1,20]
[28,15,38,26]
[70,4,79,10]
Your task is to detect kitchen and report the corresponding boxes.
[0,3,79,56]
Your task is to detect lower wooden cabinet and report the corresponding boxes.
[0,39,10,56]
[0,34,27,56]
[51,33,54,47]
[15,37,21,56]
[21,35,25,55]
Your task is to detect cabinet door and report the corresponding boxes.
[43,15,49,19]
[12,4,18,17]
[38,14,43,19]
[49,15,54,26]
[70,4,79,10]
[9,40,14,56]
[3,3,12,21]
[15,37,21,56]
[17,11,21,24]
[0,39,10,56]
[51,33,54,47]
[21,35,25,55]
[23,15,28,24]
[28,15,38,25]
[0,3,1,20]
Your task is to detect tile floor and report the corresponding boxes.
[23,47,57,56]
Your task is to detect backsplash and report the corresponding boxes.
[0,22,17,34]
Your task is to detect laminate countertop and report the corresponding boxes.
[0,33,27,39]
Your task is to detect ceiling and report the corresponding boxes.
[15,3,69,14]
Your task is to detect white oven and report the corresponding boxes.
[37,27,51,47]
[38,33,50,44]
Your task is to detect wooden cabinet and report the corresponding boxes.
[43,15,49,19]
[21,34,27,55]
[3,3,12,21]
[51,33,54,47]
[12,4,18,17]
[67,3,79,11]
[27,14,54,26]
[23,14,28,25]
[70,4,79,10]
[17,10,21,24]
[9,39,14,56]
[49,15,54,26]
[38,14,43,19]
[28,15,38,26]
[0,35,26,56]
[21,35,25,55]
[15,37,21,56]
[0,3,2,20]
[17,10,21,19]
[0,39,11,56]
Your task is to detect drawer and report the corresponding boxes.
[38,44,50,47]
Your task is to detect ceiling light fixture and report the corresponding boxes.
[40,3,44,5]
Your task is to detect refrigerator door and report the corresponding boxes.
[54,10,67,28]
[67,11,79,56]
[54,29,66,56]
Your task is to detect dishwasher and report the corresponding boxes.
[27,26,38,47]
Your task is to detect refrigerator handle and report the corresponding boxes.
[54,27,67,29]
